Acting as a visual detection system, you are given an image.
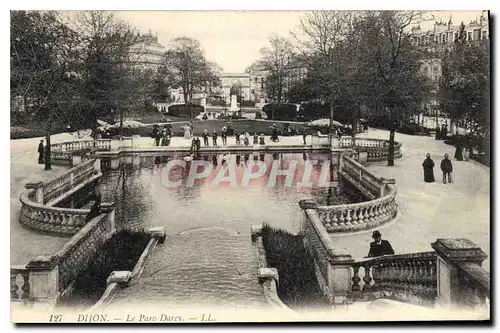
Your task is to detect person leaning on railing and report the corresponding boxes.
[366,230,395,258]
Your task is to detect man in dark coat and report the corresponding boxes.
[454,140,463,161]
[152,125,160,146]
[212,129,218,147]
[38,140,44,164]
[85,196,101,222]
[422,153,435,183]
[367,231,394,258]
[440,153,453,184]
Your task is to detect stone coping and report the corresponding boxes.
[251,224,294,311]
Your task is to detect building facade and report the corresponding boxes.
[411,12,489,117]
[128,32,166,70]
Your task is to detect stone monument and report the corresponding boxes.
[229,95,239,112]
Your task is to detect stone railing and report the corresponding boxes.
[299,202,490,310]
[50,139,111,166]
[349,251,438,307]
[19,159,102,235]
[42,159,99,204]
[299,200,354,304]
[11,204,116,305]
[338,137,403,162]
[310,156,397,233]
[51,139,111,152]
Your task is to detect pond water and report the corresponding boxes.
[100,152,358,236]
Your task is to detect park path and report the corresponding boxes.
[106,228,269,309]
[331,129,490,270]
[10,134,79,265]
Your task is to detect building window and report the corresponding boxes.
[482,31,487,39]
[473,29,481,40]
[468,32,472,41]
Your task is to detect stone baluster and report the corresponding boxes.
[431,238,489,309]
[351,265,361,292]
[362,264,373,291]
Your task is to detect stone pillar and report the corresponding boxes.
[94,158,101,173]
[110,157,120,170]
[251,224,263,242]
[25,255,59,306]
[298,199,318,237]
[358,151,368,165]
[132,155,140,167]
[327,249,354,305]
[330,136,339,149]
[72,154,83,167]
[379,178,396,197]
[147,226,166,244]
[25,181,45,204]
[258,267,279,286]
[110,138,121,151]
[106,271,131,288]
[431,238,488,308]
[100,202,116,235]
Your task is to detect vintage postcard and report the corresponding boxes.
[10,10,490,323]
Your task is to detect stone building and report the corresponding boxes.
[410,12,489,117]
[128,32,166,70]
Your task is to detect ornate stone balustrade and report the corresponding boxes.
[350,252,438,306]
[50,139,111,166]
[41,159,98,204]
[12,206,116,305]
[338,137,402,162]
[20,159,101,235]
[310,156,397,233]
[299,200,354,304]
[51,139,111,152]
[299,203,490,310]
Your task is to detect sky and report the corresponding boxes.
[116,10,485,73]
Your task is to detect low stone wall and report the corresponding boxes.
[250,225,294,311]
[299,200,354,305]
[11,206,116,306]
[87,227,166,312]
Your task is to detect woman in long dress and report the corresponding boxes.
[422,153,435,183]
[183,124,191,140]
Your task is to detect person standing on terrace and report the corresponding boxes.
[422,153,435,183]
[367,231,394,258]
[37,139,44,164]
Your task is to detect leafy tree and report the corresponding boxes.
[439,22,490,136]
[356,11,430,166]
[69,11,140,134]
[161,37,220,119]
[11,10,80,170]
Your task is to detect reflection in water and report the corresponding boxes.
[100,153,353,235]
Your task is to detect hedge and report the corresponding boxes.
[262,104,297,121]
[167,104,204,117]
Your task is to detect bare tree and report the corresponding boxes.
[162,37,220,119]
[67,11,140,137]
[258,35,295,104]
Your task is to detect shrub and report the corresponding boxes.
[59,230,151,307]
[240,100,256,107]
[167,103,204,117]
[262,104,297,121]
[260,224,327,309]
